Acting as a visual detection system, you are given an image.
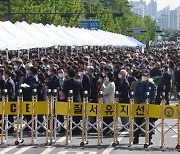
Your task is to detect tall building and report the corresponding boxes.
[129,0,179,30]
[176,7,180,30]
[157,6,170,30]
[129,0,146,17]
[147,0,157,19]
[170,10,177,30]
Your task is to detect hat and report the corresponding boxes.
[12,58,23,63]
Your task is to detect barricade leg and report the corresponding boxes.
[80,91,88,147]
[160,93,165,148]
[1,96,5,144]
[128,95,133,147]
[31,89,37,144]
[15,91,21,145]
[53,89,58,143]
[50,95,54,145]
[5,115,8,143]
[45,94,50,145]
[176,93,180,149]
[112,91,118,147]
[66,90,73,145]
[97,91,103,145]
[144,92,149,148]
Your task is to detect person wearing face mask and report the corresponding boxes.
[57,68,65,89]
[21,63,33,85]
[133,70,157,145]
[115,69,130,130]
[100,72,115,135]
[78,66,91,96]
[63,68,83,135]
[12,58,26,76]
[3,70,16,133]
[47,67,60,91]
[36,72,46,133]
[22,67,38,132]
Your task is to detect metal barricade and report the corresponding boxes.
[112,91,119,147]
[128,92,134,147]
[97,91,103,145]
[66,90,73,145]
[176,92,180,149]
[80,91,88,147]
[1,89,7,144]
[15,89,24,145]
[144,92,149,148]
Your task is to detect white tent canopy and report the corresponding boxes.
[0,21,146,50]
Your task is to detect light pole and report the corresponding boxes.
[53,0,56,13]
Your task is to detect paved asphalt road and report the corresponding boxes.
[0,118,180,154]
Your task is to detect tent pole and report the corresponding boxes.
[6,49,9,61]
[38,48,40,59]
[27,50,29,60]
[65,46,67,55]
[58,46,60,53]
[45,48,47,55]
[18,50,20,58]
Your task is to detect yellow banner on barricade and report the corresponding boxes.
[101,104,115,117]
[5,102,18,115]
[0,101,178,119]
[87,103,98,117]
[132,104,146,118]
[56,102,68,115]
[70,103,83,116]
[149,104,161,118]
[35,101,47,114]
[118,103,129,117]
[163,105,177,119]
[21,101,32,115]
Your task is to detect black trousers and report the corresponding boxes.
[72,116,81,135]
[133,117,154,141]
[103,117,113,133]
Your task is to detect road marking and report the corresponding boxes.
[56,136,66,143]
[0,146,17,154]
[101,132,128,154]
[13,147,31,154]
[40,147,56,154]
[171,135,177,138]
[57,151,97,154]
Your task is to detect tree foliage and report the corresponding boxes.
[0,0,157,43]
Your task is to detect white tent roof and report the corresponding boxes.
[0,21,146,50]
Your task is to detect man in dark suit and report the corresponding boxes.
[13,58,26,75]
[162,66,172,105]
[63,68,83,135]
[78,67,91,95]
[21,67,38,131]
[115,69,130,128]
[175,62,180,94]
[115,70,130,103]
[47,67,60,91]
[0,68,5,101]
[3,70,15,133]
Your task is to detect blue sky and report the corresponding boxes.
[128,0,180,11]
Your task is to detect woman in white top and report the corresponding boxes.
[101,72,115,135]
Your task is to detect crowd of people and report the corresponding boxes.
[0,47,179,144]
